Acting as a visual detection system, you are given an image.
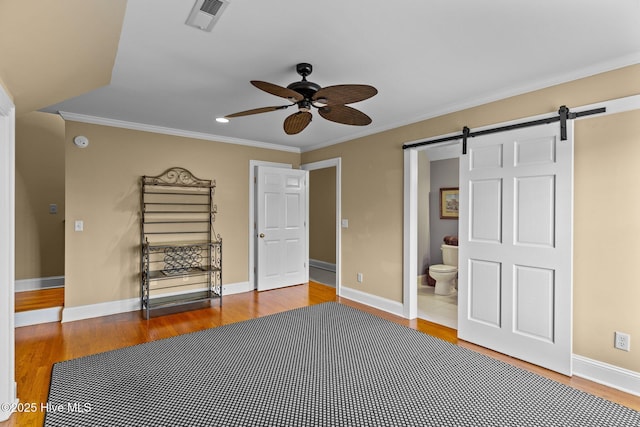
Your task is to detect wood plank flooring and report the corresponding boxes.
[14,287,64,312]
[4,282,639,426]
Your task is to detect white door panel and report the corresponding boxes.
[459,122,573,375]
[257,166,308,291]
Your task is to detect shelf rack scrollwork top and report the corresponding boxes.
[143,166,214,188]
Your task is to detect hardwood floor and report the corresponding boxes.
[4,282,639,426]
[14,288,64,312]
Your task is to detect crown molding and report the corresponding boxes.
[306,53,640,154]
[57,111,302,154]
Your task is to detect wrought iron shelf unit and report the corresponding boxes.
[140,167,222,319]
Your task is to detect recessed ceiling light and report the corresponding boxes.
[216,117,229,123]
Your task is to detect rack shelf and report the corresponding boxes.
[140,167,222,319]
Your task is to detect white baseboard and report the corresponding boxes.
[0,382,18,421]
[573,354,640,397]
[15,306,62,327]
[62,297,140,323]
[223,281,253,295]
[15,276,64,292]
[309,259,336,272]
[339,286,404,317]
[61,281,253,323]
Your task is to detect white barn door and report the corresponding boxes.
[458,122,573,375]
[256,166,308,291]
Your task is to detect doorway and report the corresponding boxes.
[418,153,460,329]
[301,158,342,294]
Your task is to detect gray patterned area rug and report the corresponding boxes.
[45,302,640,426]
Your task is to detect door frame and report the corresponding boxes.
[403,95,640,322]
[301,157,342,295]
[0,82,17,421]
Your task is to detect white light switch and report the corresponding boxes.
[74,220,84,232]
[49,204,58,214]
[341,219,349,228]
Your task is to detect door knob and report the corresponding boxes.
[259,233,265,238]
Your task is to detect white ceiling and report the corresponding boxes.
[43,0,640,152]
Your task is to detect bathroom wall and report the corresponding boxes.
[429,158,459,265]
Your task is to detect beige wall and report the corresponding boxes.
[0,0,126,115]
[302,132,407,302]
[64,122,298,308]
[309,168,336,264]
[574,109,640,372]
[303,64,640,372]
[15,112,65,279]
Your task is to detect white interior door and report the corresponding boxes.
[256,166,308,291]
[458,122,573,375]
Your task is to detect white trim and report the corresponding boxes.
[304,56,640,153]
[248,161,293,290]
[340,286,404,318]
[573,354,640,397]
[15,276,64,292]
[0,83,12,115]
[301,158,342,295]
[222,281,253,295]
[15,307,62,327]
[402,149,418,319]
[62,297,139,323]
[56,61,640,156]
[0,85,17,422]
[58,111,301,154]
[309,259,336,272]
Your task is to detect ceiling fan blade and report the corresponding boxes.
[225,105,291,118]
[283,111,312,135]
[313,84,378,106]
[318,105,372,126]
[251,81,304,102]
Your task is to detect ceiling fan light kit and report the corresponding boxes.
[225,63,378,135]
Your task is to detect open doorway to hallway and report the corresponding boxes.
[301,158,341,293]
[308,166,336,287]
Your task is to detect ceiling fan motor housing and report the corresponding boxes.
[287,80,320,100]
[287,63,321,107]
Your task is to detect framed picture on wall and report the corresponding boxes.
[440,187,459,219]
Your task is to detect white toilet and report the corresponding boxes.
[428,244,458,296]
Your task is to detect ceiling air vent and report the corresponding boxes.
[186,0,229,32]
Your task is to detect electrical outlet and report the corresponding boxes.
[357,273,363,283]
[615,331,631,351]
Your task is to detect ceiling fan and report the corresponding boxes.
[224,63,378,135]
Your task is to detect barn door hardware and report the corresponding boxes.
[403,105,606,154]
